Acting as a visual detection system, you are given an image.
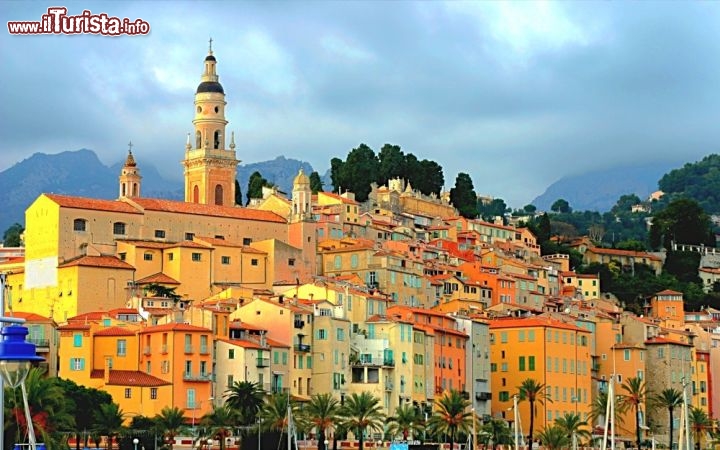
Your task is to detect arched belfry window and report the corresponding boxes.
[193,185,200,203]
[132,183,138,196]
[214,130,221,149]
[195,131,202,149]
[121,183,127,197]
[215,184,223,205]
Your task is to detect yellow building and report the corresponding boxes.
[489,316,593,436]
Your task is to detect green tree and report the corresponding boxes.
[480,418,512,450]
[523,204,537,214]
[329,158,345,194]
[93,403,125,450]
[199,405,239,450]
[2,223,23,247]
[658,154,720,214]
[224,381,264,425]
[304,393,340,450]
[414,159,444,196]
[649,198,714,250]
[427,389,472,450]
[386,404,422,441]
[517,378,551,444]
[554,413,591,445]
[619,376,648,450]
[664,251,702,284]
[154,406,187,450]
[55,378,112,450]
[611,194,643,214]
[235,179,243,205]
[689,406,711,449]
[450,173,478,219]
[551,199,571,213]
[341,144,379,202]
[536,425,571,450]
[246,171,269,205]
[478,198,508,222]
[651,388,683,449]
[377,144,405,187]
[309,171,323,194]
[339,392,385,450]
[144,283,181,300]
[258,393,301,446]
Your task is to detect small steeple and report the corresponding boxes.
[119,141,141,198]
[124,141,137,167]
[186,132,192,151]
[229,131,236,150]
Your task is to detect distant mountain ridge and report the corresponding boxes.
[0,149,317,234]
[531,162,680,212]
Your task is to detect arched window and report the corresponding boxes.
[121,183,126,197]
[73,219,87,232]
[214,130,221,149]
[193,185,199,203]
[195,131,202,149]
[132,183,138,196]
[214,184,223,205]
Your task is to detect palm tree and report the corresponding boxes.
[652,388,683,449]
[200,405,240,450]
[259,393,301,446]
[554,412,591,446]
[480,418,512,450]
[517,378,551,445]
[224,381,265,425]
[427,389,472,450]
[304,393,340,450]
[4,368,75,450]
[536,425,571,450]
[689,406,711,449]
[154,406,187,450]
[619,376,648,450]
[339,392,385,450]
[386,404,423,441]
[93,403,125,450]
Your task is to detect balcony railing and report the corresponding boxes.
[28,338,49,348]
[184,345,194,354]
[383,359,395,367]
[294,344,311,353]
[475,392,491,401]
[143,346,151,356]
[183,372,212,382]
[256,357,270,368]
[294,320,305,329]
[200,346,209,355]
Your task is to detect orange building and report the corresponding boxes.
[489,316,593,437]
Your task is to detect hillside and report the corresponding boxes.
[532,162,678,212]
[0,150,317,234]
[658,153,720,214]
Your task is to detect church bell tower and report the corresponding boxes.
[183,40,239,206]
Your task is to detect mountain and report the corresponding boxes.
[0,150,319,235]
[532,162,680,212]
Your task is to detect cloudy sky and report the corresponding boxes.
[2,1,719,207]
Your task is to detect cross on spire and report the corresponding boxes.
[128,140,133,154]
[208,37,213,53]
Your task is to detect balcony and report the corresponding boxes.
[294,344,311,353]
[28,338,49,349]
[382,359,395,367]
[183,372,212,382]
[161,344,168,354]
[475,392,491,401]
[256,357,270,368]
[143,346,151,356]
[184,345,194,354]
[294,320,305,329]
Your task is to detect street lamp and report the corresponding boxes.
[324,439,329,450]
[0,325,44,450]
[206,439,213,450]
[257,417,262,450]
[133,438,140,450]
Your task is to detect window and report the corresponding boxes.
[168,253,174,261]
[155,230,166,238]
[518,331,525,342]
[529,356,535,371]
[624,349,631,361]
[73,333,82,347]
[500,332,508,343]
[73,219,87,232]
[221,256,231,265]
[125,388,131,399]
[501,362,508,372]
[288,258,295,266]
[144,252,153,261]
[528,330,535,342]
[334,255,342,270]
[119,252,126,261]
[251,259,258,266]
[499,391,510,402]
[519,356,526,371]
[351,254,359,269]
[117,339,127,356]
[150,388,158,399]
[317,329,328,340]
[185,232,195,240]
[192,253,202,262]
[243,238,252,245]
[282,352,287,365]
[70,358,85,371]
[336,328,345,341]
[229,349,235,359]
[113,222,126,235]
[274,351,279,364]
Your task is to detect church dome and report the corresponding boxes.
[293,169,310,187]
[196,81,224,94]
[125,151,137,167]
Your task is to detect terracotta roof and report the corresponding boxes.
[587,246,662,261]
[266,337,290,348]
[229,321,267,331]
[645,337,692,347]
[94,326,136,337]
[136,272,181,285]
[129,198,287,223]
[58,255,135,270]
[7,312,53,322]
[90,369,170,387]
[195,236,267,252]
[116,240,172,249]
[216,337,264,349]
[58,323,91,331]
[655,289,683,296]
[138,322,211,334]
[319,192,359,205]
[45,193,142,214]
[489,316,588,332]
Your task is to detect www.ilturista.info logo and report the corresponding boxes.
[8,7,150,36]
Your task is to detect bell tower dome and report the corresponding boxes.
[119,141,141,198]
[183,39,239,206]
